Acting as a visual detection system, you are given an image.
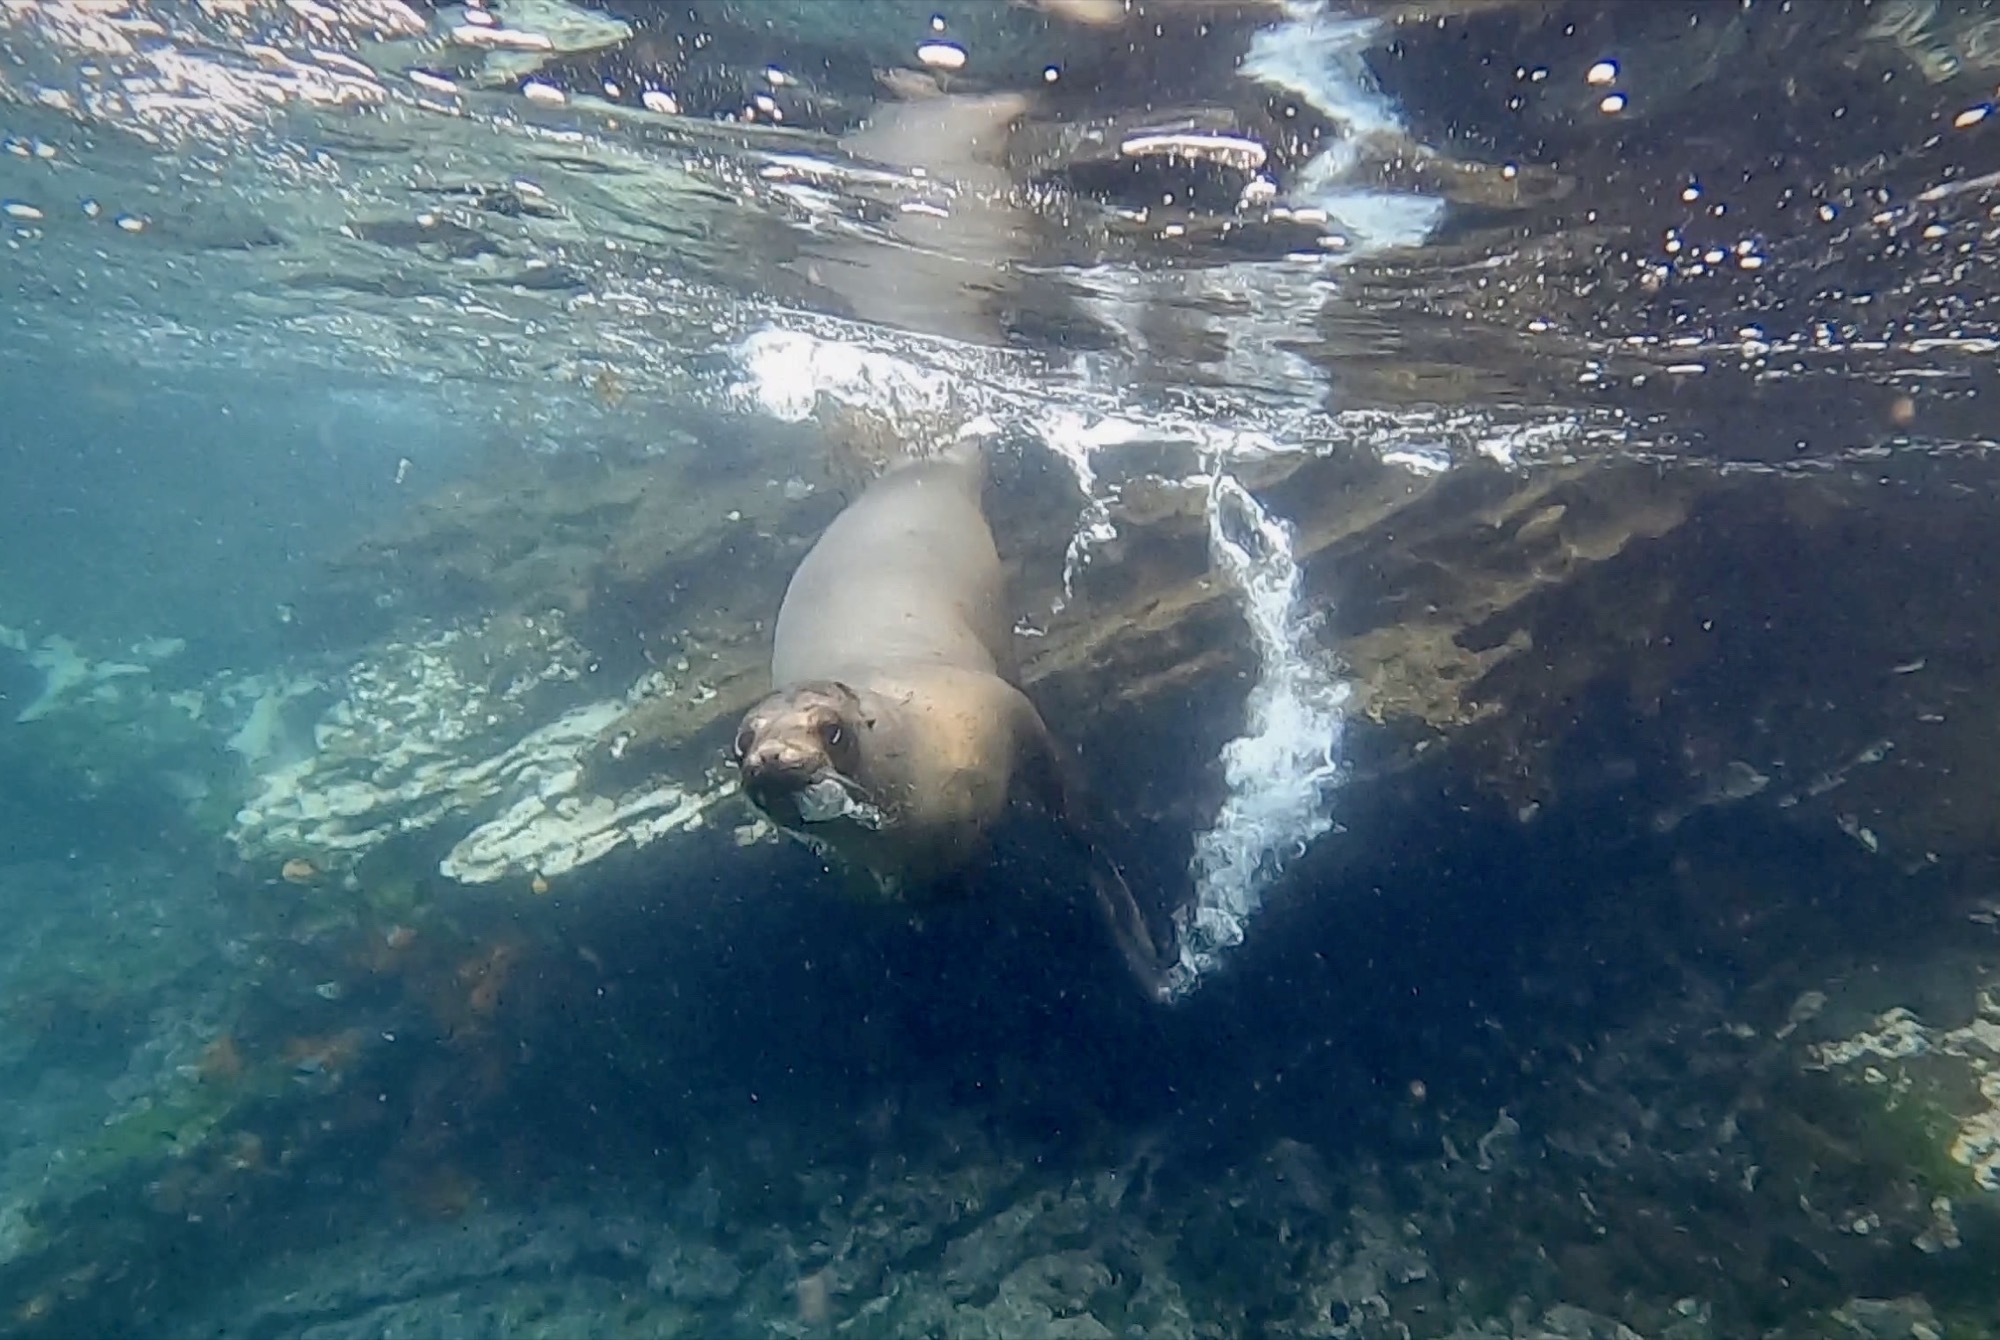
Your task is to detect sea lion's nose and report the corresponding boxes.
[740,741,816,823]
[740,738,813,789]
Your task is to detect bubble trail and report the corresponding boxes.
[1170,473,1350,999]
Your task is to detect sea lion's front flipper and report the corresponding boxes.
[1010,695,1174,1002]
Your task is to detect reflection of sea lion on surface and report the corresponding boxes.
[731,442,1173,1000]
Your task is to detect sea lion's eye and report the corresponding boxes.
[820,721,846,750]
[731,726,756,761]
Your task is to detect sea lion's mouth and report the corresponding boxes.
[744,767,887,831]
[793,774,886,828]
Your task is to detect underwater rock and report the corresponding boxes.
[52,862,2000,1338]
[228,613,730,882]
[1831,1296,1946,1340]
[0,623,177,723]
[1281,1209,1434,1339]
[0,852,264,1306]
[189,1206,682,1338]
[0,630,259,858]
[223,672,326,768]
[0,1202,32,1274]
[1522,1305,1647,1340]
[961,1252,1118,1339]
[264,414,1998,942]
[645,1237,743,1303]
[439,757,728,886]
[1809,984,2000,1195]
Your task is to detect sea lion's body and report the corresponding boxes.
[757,450,1023,895]
[773,451,1013,698]
[734,447,1169,996]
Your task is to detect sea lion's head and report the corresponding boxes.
[731,682,883,830]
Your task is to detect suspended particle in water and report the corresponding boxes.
[917,41,968,71]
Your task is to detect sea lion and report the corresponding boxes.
[732,444,1172,1000]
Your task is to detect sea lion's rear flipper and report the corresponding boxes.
[1083,845,1174,1003]
[1010,695,1174,1002]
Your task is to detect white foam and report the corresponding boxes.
[1032,411,1140,605]
[1033,409,1291,605]
[735,328,954,423]
[1169,474,1350,998]
[1245,5,1407,149]
[1243,2,1445,251]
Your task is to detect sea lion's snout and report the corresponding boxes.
[732,723,815,813]
[739,734,821,795]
